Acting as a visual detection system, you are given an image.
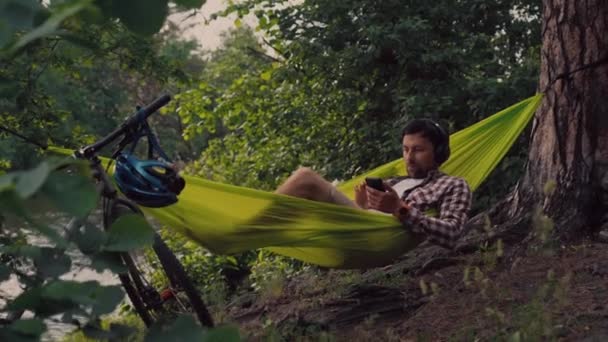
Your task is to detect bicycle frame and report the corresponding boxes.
[66,95,214,327]
[3,94,213,328]
[67,95,171,321]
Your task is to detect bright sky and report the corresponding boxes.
[169,0,258,52]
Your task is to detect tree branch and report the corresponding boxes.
[262,37,288,61]
[0,125,48,150]
[246,46,282,63]
[31,40,60,85]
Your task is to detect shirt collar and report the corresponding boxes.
[409,168,442,182]
[426,169,443,180]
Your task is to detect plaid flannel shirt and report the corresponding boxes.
[386,169,472,249]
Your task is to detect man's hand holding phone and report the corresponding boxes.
[355,177,385,209]
[363,177,401,214]
[365,177,385,192]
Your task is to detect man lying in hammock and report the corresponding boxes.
[274,119,472,249]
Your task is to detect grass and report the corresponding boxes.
[62,314,145,342]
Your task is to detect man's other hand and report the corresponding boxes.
[367,181,400,214]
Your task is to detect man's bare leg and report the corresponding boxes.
[244,167,357,228]
[275,167,357,207]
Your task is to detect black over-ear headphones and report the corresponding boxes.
[422,119,451,165]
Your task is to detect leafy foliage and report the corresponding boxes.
[175,0,540,201]
[0,1,240,340]
[1,0,547,339]
[157,0,541,320]
[0,160,143,340]
[0,0,205,170]
[154,227,255,304]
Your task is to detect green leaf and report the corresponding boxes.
[203,324,241,341]
[8,319,46,337]
[82,323,114,340]
[0,193,67,247]
[91,285,124,316]
[57,31,99,50]
[72,222,107,254]
[0,75,20,98]
[14,161,50,199]
[10,0,90,52]
[0,264,10,282]
[144,315,205,342]
[108,323,137,340]
[0,0,40,48]
[9,288,43,312]
[90,251,128,273]
[42,281,97,304]
[173,0,206,9]
[260,69,272,81]
[34,248,72,279]
[41,170,97,218]
[0,21,12,49]
[2,0,40,30]
[82,321,135,340]
[41,280,120,310]
[59,307,89,324]
[103,214,155,252]
[0,172,16,192]
[0,244,42,259]
[112,0,169,35]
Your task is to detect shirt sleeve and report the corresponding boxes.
[402,178,472,249]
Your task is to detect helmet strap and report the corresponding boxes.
[142,121,171,162]
[120,121,172,163]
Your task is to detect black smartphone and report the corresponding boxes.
[365,177,385,192]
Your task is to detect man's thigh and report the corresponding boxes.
[327,185,357,208]
[277,167,357,207]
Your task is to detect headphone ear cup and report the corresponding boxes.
[432,123,450,164]
[434,144,443,164]
[435,144,450,164]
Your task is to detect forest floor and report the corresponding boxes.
[225,240,608,341]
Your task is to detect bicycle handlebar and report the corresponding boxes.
[128,94,171,127]
[77,94,171,158]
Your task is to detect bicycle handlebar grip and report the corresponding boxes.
[79,94,172,157]
[135,94,171,122]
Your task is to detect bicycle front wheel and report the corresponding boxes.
[105,199,213,327]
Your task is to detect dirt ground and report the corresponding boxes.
[225,241,608,341]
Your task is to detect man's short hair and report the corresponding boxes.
[401,119,451,164]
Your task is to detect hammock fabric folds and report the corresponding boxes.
[51,94,542,269]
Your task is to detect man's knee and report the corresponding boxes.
[291,167,323,190]
[283,167,328,198]
[291,167,317,180]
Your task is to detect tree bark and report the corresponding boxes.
[511,0,608,238]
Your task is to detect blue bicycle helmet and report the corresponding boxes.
[113,153,185,208]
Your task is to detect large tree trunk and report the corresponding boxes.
[511,0,608,239]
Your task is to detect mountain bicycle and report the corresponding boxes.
[65,94,214,328]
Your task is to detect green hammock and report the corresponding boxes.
[51,94,541,269]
